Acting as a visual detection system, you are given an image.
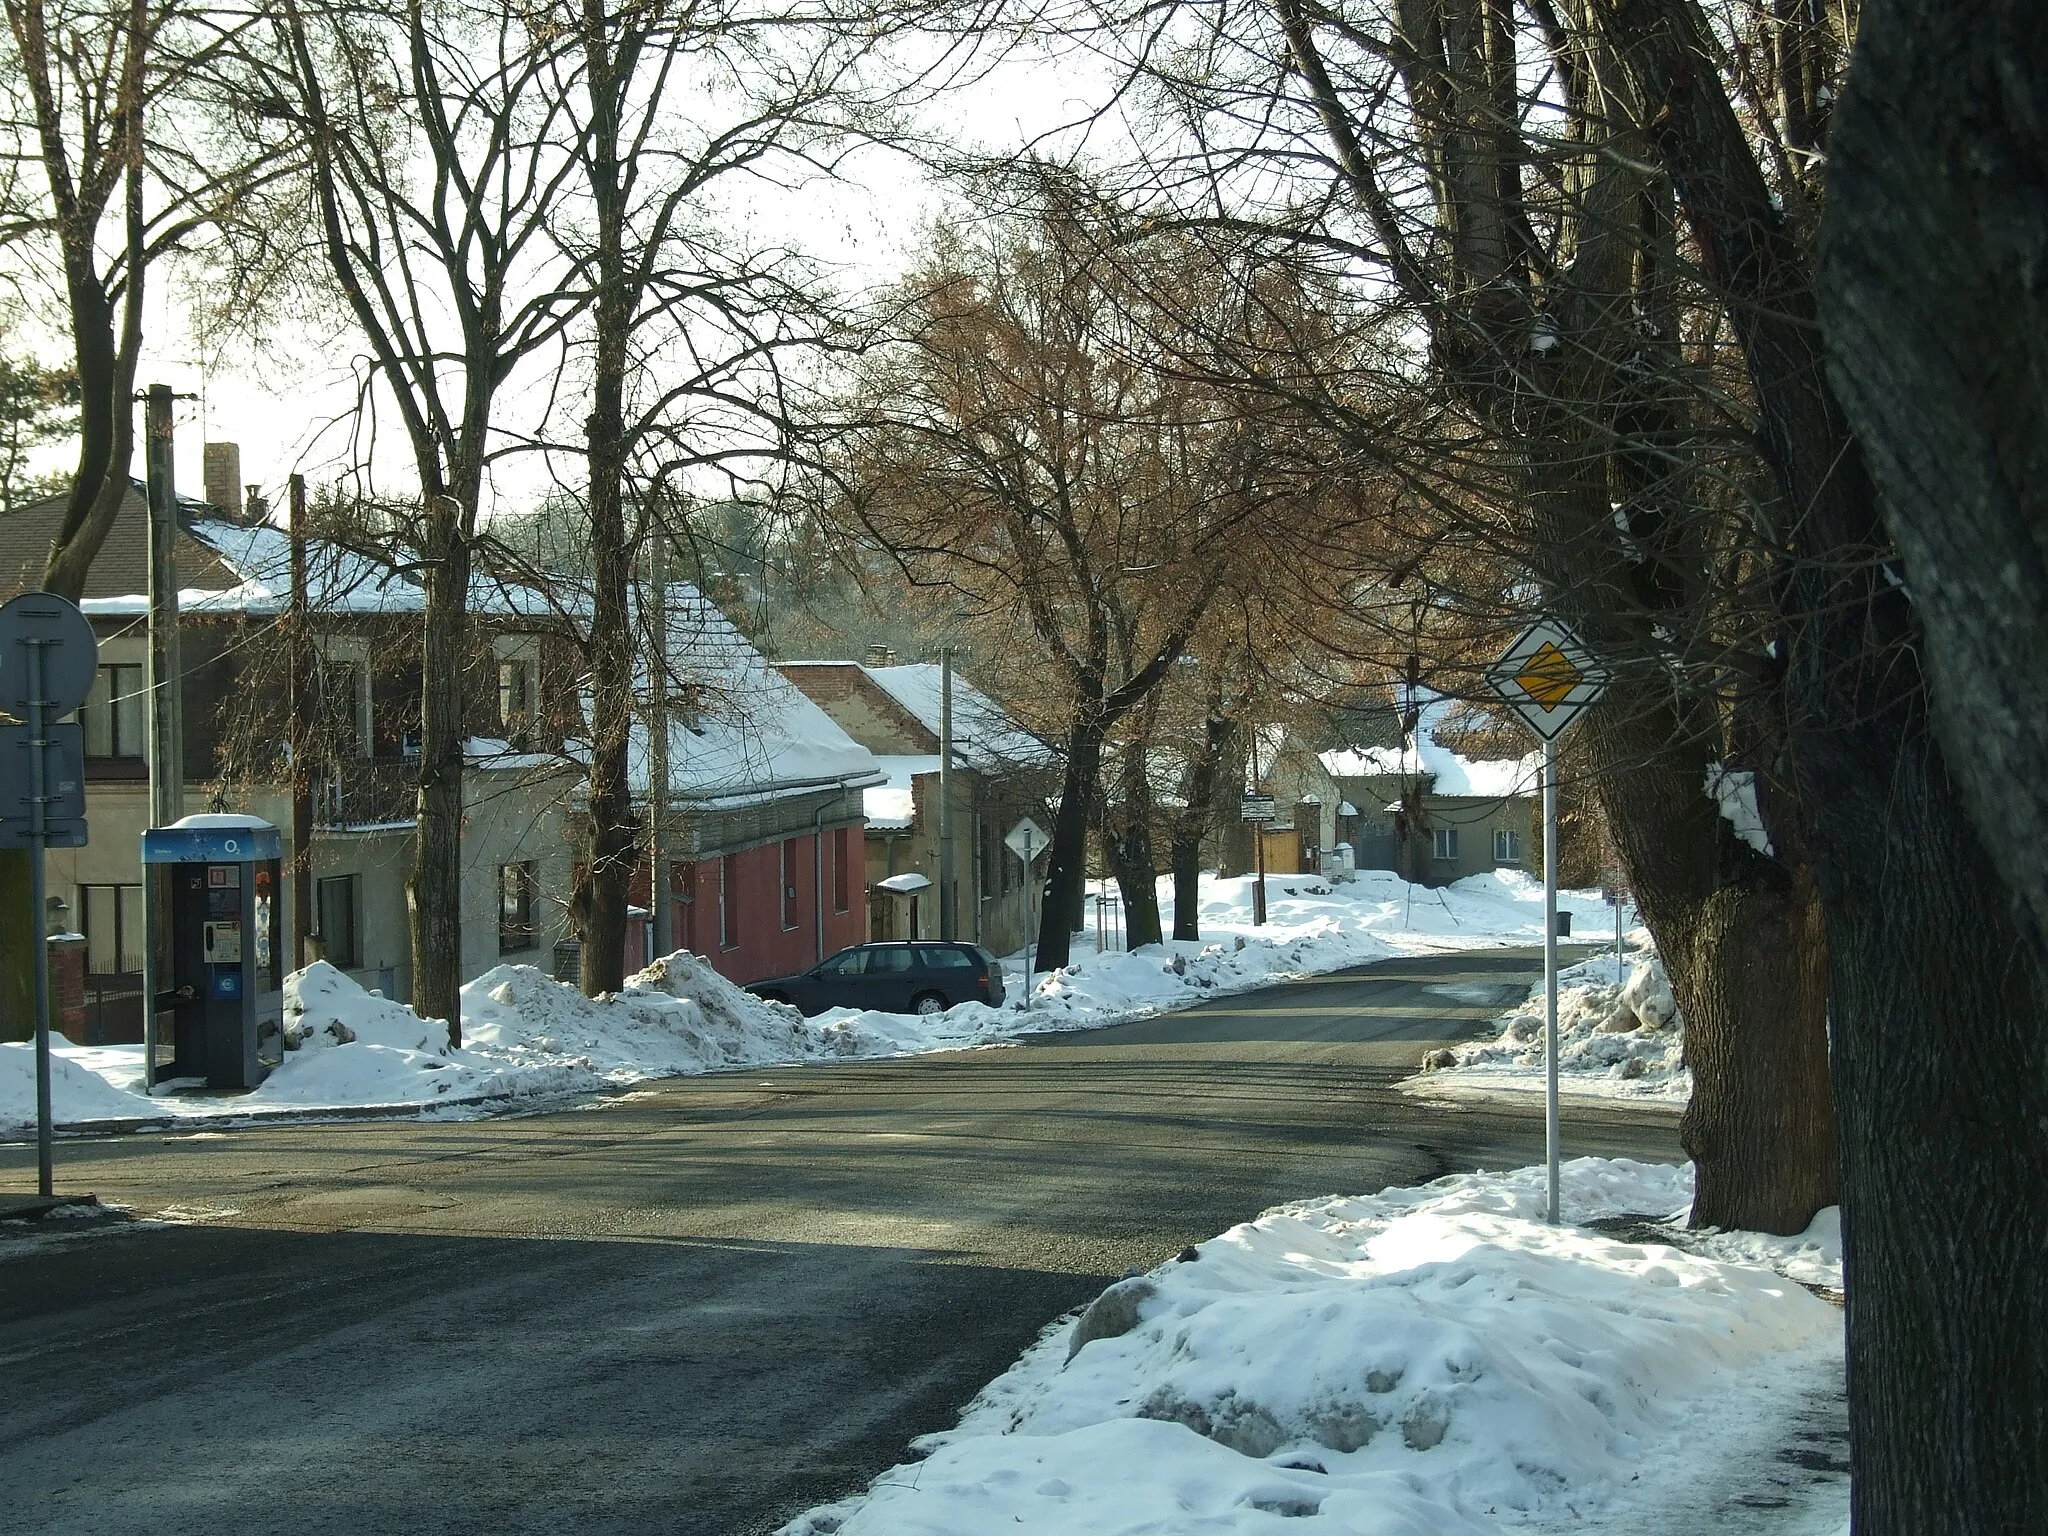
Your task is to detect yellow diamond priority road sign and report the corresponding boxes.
[1485,618,1610,741]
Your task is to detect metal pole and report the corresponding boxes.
[649,528,671,957]
[1616,883,1625,986]
[938,646,955,941]
[1022,829,1035,1002]
[1249,730,1267,926]
[28,637,53,1195]
[1544,736,1560,1226]
[145,384,184,830]
[289,474,313,971]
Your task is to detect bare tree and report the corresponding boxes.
[248,0,588,1038]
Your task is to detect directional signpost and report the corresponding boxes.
[0,592,99,1198]
[1005,817,1048,1000]
[1486,617,1609,1225]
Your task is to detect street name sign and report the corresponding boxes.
[1483,617,1611,741]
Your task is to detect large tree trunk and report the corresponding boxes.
[1032,718,1104,972]
[1818,4,2048,1525]
[409,496,470,1042]
[1821,0,2048,962]
[1170,710,1236,940]
[1581,673,1838,1234]
[1103,737,1164,949]
[1596,1,2048,1522]
[570,20,635,996]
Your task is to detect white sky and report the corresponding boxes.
[63,41,1129,521]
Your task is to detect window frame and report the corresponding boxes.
[719,852,740,950]
[316,873,363,969]
[498,861,538,953]
[780,838,801,931]
[78,883,144,975]
[80,663,146,760]
[1432,827,1460,862]
[832,826,850,913]
[1492,827,1522,864]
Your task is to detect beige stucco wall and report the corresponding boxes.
[52,761,578,1008]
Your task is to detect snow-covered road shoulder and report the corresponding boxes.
[783,1160,1846,1536]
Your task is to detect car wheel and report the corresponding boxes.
[910,991,947,1017]
[756,990,791,1005]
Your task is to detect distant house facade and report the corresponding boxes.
[0,484,581,1036]
[1,487,885,1036]
[617,589,880,983]
[777,660,1054,955]
[1264,696,1537,887]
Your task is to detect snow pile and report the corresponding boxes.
[1415,943,1688,1103]
[785,1160,1845,1536]
[0,954,841,1138]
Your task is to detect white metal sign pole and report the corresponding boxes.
[1023,828,1035,1008]
[28,636,53,1196]
[1543,736,1560,1227]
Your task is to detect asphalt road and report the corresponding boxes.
[0,945,1681,1536]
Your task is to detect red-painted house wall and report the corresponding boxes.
[621,821,866,984]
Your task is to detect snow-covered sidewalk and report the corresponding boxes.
[4,867,1620,1140]
[781,1159,1847,1536]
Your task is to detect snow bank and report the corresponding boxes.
[784,1160,1845,1536]
[1415,941,1689,1103]
[11,865,1618,1138]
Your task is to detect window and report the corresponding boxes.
[1493,828,1522,864]
[781,838,801,929]
[978,821,994,900]
[498,658,534,750]
[832,827,850,913]
[80,665,145,759]
[867,946,915,974]
[498,862,537,952]
[79,884,144,974]
[918,946,975,970]
[317,875,361,968]
[318,656,367,757]
[719,853,740,949]
[1433,827,1460,862]
[819,949,866,976]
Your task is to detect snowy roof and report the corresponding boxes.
[863,754,939,830]
[76,519,426,617]
[630,585,883,806]
[860,663,1055,771]
[1318,692,1539,800]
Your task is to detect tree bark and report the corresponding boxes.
[568,0,635,996]
[1032,717,1104,972]
[1103,737,1164,949]
[1170,710,1236,941]
[409,495,471,1043]
[1821,0,2048,962]
[1595,0,2048,1521]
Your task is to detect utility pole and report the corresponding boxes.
[648,526,671,958]
[1249,723,1267,926]
[938,645,955,941]
[289,474,314,970]
[144,384,184,829]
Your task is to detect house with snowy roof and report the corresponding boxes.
[614,590,882,983]
[776,659,1055,954]
[0,482,586,1034]
[1265,693,1538,886]
[0,483,885,1034]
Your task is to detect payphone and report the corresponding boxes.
[141,814,284,1089]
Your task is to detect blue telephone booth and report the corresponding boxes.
[142,814,285,1090]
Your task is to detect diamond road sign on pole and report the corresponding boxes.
[1483,617,1610,741]
[1485,615,1608,1230]
[1004,817,1048,865]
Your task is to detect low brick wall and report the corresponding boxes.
[47,934,86,1045]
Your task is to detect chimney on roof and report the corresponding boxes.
[202,442,241,516]
[864,643,896,668]
[244,485,269,524]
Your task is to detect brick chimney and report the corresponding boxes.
[864,643,897,668]
[202,441,242,516]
